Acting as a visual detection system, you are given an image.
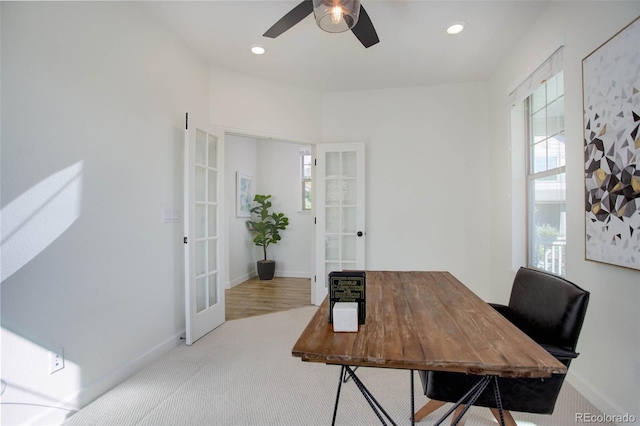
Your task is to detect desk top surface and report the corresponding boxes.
[292,271,567,378]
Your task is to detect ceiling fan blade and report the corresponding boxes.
[351,4,379,48]
[263,0,314,39]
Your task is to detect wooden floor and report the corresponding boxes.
[225,276,313,321]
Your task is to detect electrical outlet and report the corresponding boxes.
[49,347,64,374]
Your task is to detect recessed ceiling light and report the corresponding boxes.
[250,45,266,55]
[446,22,465,35]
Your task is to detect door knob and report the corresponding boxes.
[357,231,363,237]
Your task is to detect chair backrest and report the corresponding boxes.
[508,267,589,351]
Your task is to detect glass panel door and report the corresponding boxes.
[195,130,220,313]
[314,143,365,305]
[184,115,225,345]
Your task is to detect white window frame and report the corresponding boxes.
[524,71,566,277]
[508,46,566,276]
[300,151,312,212]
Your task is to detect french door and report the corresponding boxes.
[184,114,225,345]
[314,143,366,305]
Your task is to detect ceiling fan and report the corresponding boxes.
[263,0,380,48]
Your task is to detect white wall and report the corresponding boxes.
[256,140,313,278]
[487,1,640,419]
[1,2,210,424]
[322,82,493,299]
[225,135,258,287]
[209,66,322,144]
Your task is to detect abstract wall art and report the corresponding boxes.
[583,16,640,271]
[236,172,253,218]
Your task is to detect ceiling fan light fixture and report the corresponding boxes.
[446,22,466,35]
[313,0,360,33]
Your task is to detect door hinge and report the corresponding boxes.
[185,112,188,130]
[314,275,316,282]
[314,159,317,166]
[314,217,317,224]
[184,237,188,244]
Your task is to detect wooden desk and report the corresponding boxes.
[292,271,566,425]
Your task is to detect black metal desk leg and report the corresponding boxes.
[410,370,415,426]
[492,376,506,426]
[344,366,396,426]
[450,376,491,425]
[332,366,346,426]
[343,366,359,383]
[333,366,412,426]
[434,376,492,426]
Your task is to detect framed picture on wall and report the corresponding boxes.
[582,16,640,271]
[236,172,253,218]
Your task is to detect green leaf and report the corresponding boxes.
[245,194,289,260]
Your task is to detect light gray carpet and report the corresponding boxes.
[63,306,612,425]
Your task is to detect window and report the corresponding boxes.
[525,69,566,276]
[301,152,312,211]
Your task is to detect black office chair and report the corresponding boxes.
[415,267,590,425]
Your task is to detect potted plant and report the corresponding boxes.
[246,194,290,280]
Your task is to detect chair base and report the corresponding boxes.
[414,400,517,426]
[490,407,517,426]
[414,399,445,422]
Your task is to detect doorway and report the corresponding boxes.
[224,133,314,314]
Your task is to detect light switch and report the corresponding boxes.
[162,209,179,224]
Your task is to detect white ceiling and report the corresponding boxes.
[144,1,551,93]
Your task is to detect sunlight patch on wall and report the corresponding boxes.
[1,161,84,282]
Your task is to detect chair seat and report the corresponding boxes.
[421,370,565,415]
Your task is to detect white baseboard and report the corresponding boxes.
[228,271,311,287]
[567,370,635,420]
[27,330,186,426]
[275,271,311,279]
[228,271,257,288]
